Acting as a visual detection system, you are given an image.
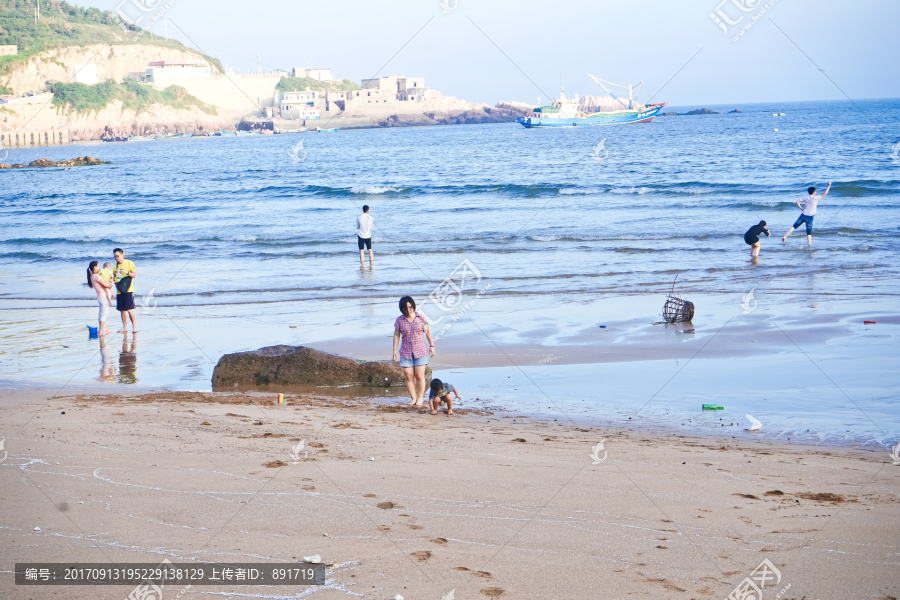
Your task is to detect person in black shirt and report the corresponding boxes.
[744,220,770,257]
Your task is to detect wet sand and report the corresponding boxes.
[1,389,898,599]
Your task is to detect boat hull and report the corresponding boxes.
[517,104,665,128]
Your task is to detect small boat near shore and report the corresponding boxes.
[317,127,339,133]
[517,75,667,128]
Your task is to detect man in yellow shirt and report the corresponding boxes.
[113,248,137,334]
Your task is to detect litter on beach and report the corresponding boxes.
[864,320,876,324]
[702,404,724,411]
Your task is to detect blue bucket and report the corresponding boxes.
[87,325,98,337]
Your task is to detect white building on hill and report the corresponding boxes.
[292,67,332,81]
[275,91,321,120]
[360,75,430,102]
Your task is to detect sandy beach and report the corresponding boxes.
[2,388,898,599]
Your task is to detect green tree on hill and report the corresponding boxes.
[276,76,360,94]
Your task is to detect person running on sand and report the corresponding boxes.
[392,295,434,406]
[783,182,831,247]
[744,220,770,258]
[113,248,137,334]
[88,261,114,335]
[357,205,373,268]
[428,378,461,415]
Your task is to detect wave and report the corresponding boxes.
[609,187,650,195]
[349,185,404,194]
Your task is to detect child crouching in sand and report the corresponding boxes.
[429,378,461,415]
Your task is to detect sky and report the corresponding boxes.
[103,0,900,107]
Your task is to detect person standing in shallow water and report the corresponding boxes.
[392,296,434,406]
[113,248,137,334]
[783,182,831,247]
[744,220,770,258]
[87,261,114,335]
[357,205,374,268]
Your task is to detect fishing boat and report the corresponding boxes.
[128,134,158,141]
[517,75,667,128]
[316,127,339,133]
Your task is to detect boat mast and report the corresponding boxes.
[589,74,644,110]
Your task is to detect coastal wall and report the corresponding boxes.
[0,128,69,148]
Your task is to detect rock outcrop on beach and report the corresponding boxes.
[0,156,110,169]
[211,345,431,389]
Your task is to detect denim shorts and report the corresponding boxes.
[399,354,428,368]
[793,213,814,235]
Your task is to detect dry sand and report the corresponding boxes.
[1,389,898,600]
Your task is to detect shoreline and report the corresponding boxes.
[0,384,893,453]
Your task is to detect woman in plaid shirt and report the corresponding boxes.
[392,295,435,405]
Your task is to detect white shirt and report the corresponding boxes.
[356,212,374,238]
[801,194,819,216]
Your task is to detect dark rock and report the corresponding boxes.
[662,112,679,116]
[682,108,719,115]
[729,108,742,113]
[211,345,431,389]
[24,156,111,168]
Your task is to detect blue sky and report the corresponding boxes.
[105,0,900,106]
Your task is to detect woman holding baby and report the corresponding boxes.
[87,260,114,335]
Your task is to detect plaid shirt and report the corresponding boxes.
[394,312,429,359]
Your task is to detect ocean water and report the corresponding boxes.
[1,98,899,447]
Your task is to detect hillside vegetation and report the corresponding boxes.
[276,76,360,94]
[50,78,217,114]
[0,0,222,79]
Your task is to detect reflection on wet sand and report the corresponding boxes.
[118,336,138,384]
[98,336,117,382]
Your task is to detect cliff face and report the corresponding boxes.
[2,43,213,94]
[64,100,232,140]
[1,96,231,140]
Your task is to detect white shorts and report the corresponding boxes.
[98,297,109,323]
